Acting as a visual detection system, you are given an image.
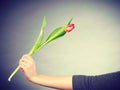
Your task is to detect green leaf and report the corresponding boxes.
[45,18,73,43]
[36,16,46,46]
[67,17,73,25]
[45,26,66,43]
[29,16,47,55]
[41,16,47,30]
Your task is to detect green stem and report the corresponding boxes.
[8,66,20,82]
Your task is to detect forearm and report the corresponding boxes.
[30,74,73,90]
[19,55,72,90]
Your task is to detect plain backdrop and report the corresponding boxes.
[0,0,120,90]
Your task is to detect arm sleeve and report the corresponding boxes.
[72,71,120,90]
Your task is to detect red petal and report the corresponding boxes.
[66,24,75,32]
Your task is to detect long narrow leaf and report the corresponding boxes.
[67,17,73,25]
[45,26,66,43]
[29,16,47,55]
[45,18,73,44]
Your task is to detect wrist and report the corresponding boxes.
[28,73,39,83]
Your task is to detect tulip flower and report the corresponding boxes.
[8,16,75,82]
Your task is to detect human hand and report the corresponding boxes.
[19,54,38,82]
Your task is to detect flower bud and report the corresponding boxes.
[65,24,75,32]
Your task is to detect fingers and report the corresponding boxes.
[19,54,35,72]
[22,54,34,62]
[20,67,24,72]
[19,54,34,64]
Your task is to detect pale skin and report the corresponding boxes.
[19,54,73,90]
